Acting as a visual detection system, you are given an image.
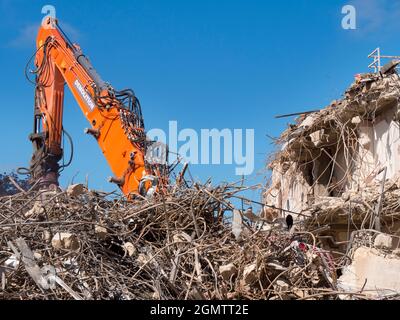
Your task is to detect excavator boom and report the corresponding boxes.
[28,17,166,197]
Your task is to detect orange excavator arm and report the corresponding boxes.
[28,17,167,198]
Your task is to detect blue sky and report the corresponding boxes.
[0,0,399,203]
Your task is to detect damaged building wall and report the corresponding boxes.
[264,72,400,219]
[264,162,310,220]
[263,68,400,252]
[371,110,400,180]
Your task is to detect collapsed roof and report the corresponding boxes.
[264,64,400,250]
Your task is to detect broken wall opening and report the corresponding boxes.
[264,68,400,255]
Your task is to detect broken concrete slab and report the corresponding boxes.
[51,232,80,251]
[338,246,400,298]
[10,238,52,290]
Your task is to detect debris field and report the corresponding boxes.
[0,180,359,300]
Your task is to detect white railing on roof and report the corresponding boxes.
[368,47,400,73]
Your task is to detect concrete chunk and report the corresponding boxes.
[24,202,44,218]
[172,232,191,243]
[393,249,400,257]
[374,234,393,250]
[51,232,80,251]
[243,263,257,285]
[4,255,19,270]
[338,246,400,298]
[66,184,85,197]
[232,209,242,241]
[219,263,237,281]
[137,253,150,266]
[123,242,137,257]
[274,279,290,292]
[351,116,362,124]
[42,230,51,241]
[95,225,108,240]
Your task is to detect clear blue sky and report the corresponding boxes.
[0,0,399,202]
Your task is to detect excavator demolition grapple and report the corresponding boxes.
[23,17,168,199]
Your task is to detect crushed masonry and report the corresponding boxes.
[2,58,400,300]
[0,180,356,300]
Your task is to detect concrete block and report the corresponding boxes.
[123,242,137,257]
[219,263,237,281]
[95,225,108,240]
[338,246,400,298]
[243,263,257,285]
[374,234,393,250]
[52,232,80,251]
[66,184,85,197]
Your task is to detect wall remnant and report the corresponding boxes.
[264,67,400,252]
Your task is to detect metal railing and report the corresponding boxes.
[368,47,400,73]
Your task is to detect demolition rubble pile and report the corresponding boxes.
[3,69,400,301]
[0,180,353,300]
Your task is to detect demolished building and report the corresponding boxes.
[263,53,400,298]
[3,51,400,300]
[264,57,400,249]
